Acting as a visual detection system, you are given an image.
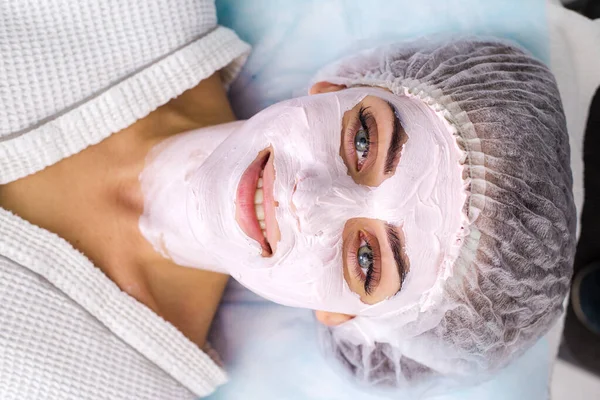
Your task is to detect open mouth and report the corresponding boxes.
[235,148,278,256]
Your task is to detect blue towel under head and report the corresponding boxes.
[217,0,549,119]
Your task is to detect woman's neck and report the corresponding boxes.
[0,72,236,348]
[138,119,245,274]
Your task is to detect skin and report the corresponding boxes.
[0,77,409,341]
[311,82,410,326]
[0,72,234,348]
[237,83,410,322]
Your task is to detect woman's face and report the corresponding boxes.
[188,85,465,317]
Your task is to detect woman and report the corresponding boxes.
[0,4,575,400]
[137,38,577,394]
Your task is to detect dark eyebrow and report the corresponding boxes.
[385,223,408,292]
[384,101,405,174]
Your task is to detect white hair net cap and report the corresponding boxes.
[312,38,577,397]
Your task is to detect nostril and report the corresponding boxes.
[290,180,301,231]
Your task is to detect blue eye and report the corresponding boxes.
[357,243,373,271]
[356,239,378,295]
[352,106,376,170]
[354,128,370,163]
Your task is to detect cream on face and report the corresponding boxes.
[139,87,466,317]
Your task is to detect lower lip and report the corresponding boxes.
[236,150,272,256]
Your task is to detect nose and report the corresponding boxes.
[289,179,302,231]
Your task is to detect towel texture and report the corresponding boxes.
[0,0,249,184]
[0,1,249,398]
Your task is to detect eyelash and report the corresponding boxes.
[347,231,382,295]
[345,106,377,171]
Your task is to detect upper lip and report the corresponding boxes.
[235,149,279,256]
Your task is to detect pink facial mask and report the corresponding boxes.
[139,88,466,318]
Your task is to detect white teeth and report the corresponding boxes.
[255,170,267,239]
[255,204,265,220]
[254,188,263,204]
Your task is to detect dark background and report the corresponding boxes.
[565,0,600,17]
[559,0,600,376]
